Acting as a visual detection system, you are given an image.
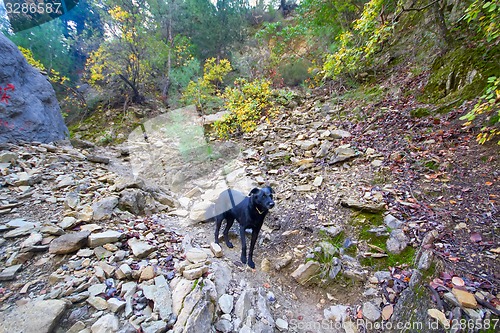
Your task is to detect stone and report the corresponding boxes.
[107,298,126,313]
[316,141,332,158]
[119,188,146,215]
[140,266,156,281]
[49,231,90,254]
[87,296,108,310]
[384,214,404,229]
[210,242,223,257]
[215,319,233,333]
[235,289,253,321]
[0,299,68,333]
[330,130,352,139]
[0,33,68,143]
[20,232,43,248]
[362,302,381,322]
[341,198,385,213]
[218,294,234,314]
[261,258,271,272]
[427,309,450,328]
[324,304,348,322]
[295,185,313,192]
[92,196,118,220]
[88,230,122,248]
[183,265,208,280]
[115,263,132,279]
[291,261,320,285]
[295,140,316,150]
[88,283,107,297]
[417,250,434,270]
[276,318,289,331]
[78,205,94,221]
[313,176,323,187]
[0,152,17,163]
[186,248,209,263]
[189,201,213,222]
[97,261,116,277]
[59,216,78,229]
[172,278,196,315]
[386,229,409,254]
[0,264,22,281]
[142,275,173,320]
[91,313,120,333]
[330,146,357,164]
[128,237,156,258]
[67,321,86,333]
[4,225,34,238]
[64,192,80,210]
[40,225,64,236]
[141,320,167,333]
[452,288,478,308]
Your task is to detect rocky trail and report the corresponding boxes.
[0,91,499,333]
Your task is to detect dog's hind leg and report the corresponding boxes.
[247,227,260,269]
[239,226,247,265]
[214,215,223,244]
[223,217,234,248]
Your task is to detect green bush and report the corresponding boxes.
[214,78,278,138]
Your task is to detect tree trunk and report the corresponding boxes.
[432,0,451,51]
[118,74,144,104]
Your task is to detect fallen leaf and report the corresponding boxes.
[485,181,493,186]
[382,304,393,320]
[470,232,482,243]
[449,200,457,204]
[490,247,500,254]
[263,283,271,288]
[448,257,460,262]
[452,276,465,287]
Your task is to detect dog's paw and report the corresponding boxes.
[226,242,234,248]
[247,260,255,269]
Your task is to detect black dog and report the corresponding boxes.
[213,186,275,269]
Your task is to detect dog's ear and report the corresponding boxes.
[249,188,260,196]
[268,186,275,194]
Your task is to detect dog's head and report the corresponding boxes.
[249,186,275,210]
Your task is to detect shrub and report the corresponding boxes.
[460,76,500,144]
[181,58,232,113]
[214,78,278,138]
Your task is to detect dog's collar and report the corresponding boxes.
[255,206,265,215]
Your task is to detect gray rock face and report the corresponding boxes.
[0,33,68,143]
[0,299,68,333]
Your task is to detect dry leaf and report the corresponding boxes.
[452,276,465,287]
[382,304,393,320]
[470,232,482,243]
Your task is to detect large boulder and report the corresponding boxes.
[0,33,68,143]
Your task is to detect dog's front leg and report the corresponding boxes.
[239,227,247,265]
[247,227,260,269]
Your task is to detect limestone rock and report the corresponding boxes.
[91,313,120,333]
[218,294,234,314]
[128,237,156,258]
[362,302,381,322]
[0,264,22,281]
[0,299,68,333]
[185,248,209,263]
[341,198,385,213]
[330,146,357,164]
[386,229,409,254]
[452,288,478,308]
[88,230,122,248]
[291,261,320,285]
[49,231,90,254]
[0,33,68,143]
[91,196,118,220]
